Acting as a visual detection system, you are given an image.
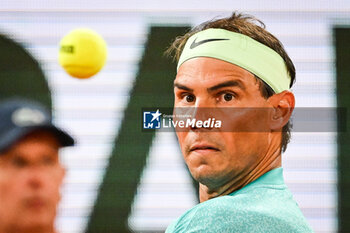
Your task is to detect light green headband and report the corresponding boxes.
[177,28,291,93]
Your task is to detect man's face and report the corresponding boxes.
[174,57,275,188]
[0,130,65,232]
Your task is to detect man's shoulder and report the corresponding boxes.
[166,192,313,233]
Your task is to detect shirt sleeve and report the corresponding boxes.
[167,199,313,233]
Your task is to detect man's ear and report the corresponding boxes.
[58,164,66,202]
[268,90,295,130]
[59,165,66,185]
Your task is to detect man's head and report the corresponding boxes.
[168,12,296,152]
[168,13,295,192]
[0,99,74,233]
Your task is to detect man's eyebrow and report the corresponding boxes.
[174,82,193,92]
[207,80,246,92]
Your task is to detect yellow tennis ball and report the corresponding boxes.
[59,28,107,79]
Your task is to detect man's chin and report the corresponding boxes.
[19,212,54,231]
[191,166,223,186]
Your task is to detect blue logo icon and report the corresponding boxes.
[143,109,162,129]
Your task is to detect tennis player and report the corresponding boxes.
[0,99,74,233]
[166,12,313,232]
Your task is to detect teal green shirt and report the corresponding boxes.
[166,168,313,233]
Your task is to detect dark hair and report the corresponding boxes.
[166,12,295,152]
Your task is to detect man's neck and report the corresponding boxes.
[199,143,282,202]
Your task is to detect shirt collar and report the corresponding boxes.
[229,167,286,196]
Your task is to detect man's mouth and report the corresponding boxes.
[25,197,46,210]
[190,144,220,152]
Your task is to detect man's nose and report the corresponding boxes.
[26,168,45,190]
[194,97,215,119]
[189,108,215,131]
[189,107,211,121]
[194,96,213,108]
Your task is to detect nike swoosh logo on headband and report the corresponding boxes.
[190,38,229,49]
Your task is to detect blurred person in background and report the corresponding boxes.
[0,98,74,233]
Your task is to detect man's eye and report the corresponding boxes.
[223,93,234,102]
[11,157,27,167]
[185,94,195,103]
